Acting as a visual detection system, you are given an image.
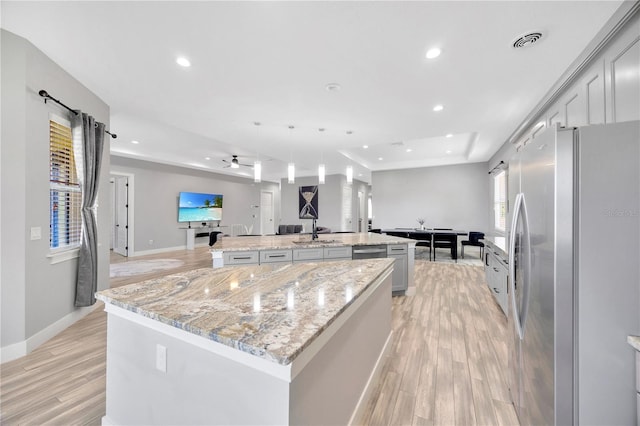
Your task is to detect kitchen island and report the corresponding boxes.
[96,259,394,425]
[210,232,416,295]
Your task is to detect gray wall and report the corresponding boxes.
[371,163,489,233]
[110,156,280,253]
[1,30,111,349]
[280,175,369,233]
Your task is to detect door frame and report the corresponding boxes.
[110,171,135,256]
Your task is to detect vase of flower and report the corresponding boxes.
[417,218,425,230]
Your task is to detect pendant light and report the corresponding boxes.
[346,165,353,184]
[288,163,295,184]
[288,125,295,184]
[318,128,325,184]
[253,122,261,183]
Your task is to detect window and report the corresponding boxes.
[493,170,507,232]
[49,115,82,250]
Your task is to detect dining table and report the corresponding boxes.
[380,228,468,261]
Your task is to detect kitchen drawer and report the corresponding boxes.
[260,249,292,263]
[324,246,351,259]
[223,251,259,265]
[293,248,324,262]
[387,244,408,255]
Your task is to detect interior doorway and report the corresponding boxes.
[260,191,275,235]
[110,172,134,257]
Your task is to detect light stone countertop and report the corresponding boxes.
[210,232,415,252]
[96,258,394,365]
[482,235,508,262]
[628,335,640,351]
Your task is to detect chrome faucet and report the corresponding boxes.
[312,218,318,241]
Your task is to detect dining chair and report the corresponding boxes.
[461,231,485,259]
[433,232,457,262]
[413,232,432,261]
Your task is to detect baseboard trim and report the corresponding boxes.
[1,304,99,364]
[131,245,186,257]
[132,242,211,257]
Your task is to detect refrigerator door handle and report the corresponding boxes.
[509,192,531,340]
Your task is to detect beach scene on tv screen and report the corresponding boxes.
[178,192,223,222]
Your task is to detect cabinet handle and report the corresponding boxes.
[493,287,500,293]
[234,256,251,260]
[493,267,499,272]
[268,254,286,258]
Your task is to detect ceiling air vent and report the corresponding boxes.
[512,32,543,49]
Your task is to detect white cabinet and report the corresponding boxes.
[387,244,408,293]
[323,246,352,260]
[293,248,324,263]
[260,250,293,264]
[485,249,508,315]
[223,251,260,265]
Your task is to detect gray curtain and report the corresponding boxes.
[73,112,105,307]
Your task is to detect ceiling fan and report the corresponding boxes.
[222,155,252,169]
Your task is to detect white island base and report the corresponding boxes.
[101,271,392,425]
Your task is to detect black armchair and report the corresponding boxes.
[461,231,485,259]
[208,231,223,247]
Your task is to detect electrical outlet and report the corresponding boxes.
[156,344,167,373]
[148,239,154,245]
[30,227,42,240]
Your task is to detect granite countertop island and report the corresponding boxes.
[210,232,415,252]
[97,259,395,425]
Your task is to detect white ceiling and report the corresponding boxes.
[1,1,624,183]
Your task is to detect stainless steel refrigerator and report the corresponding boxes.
[507,121,639,426]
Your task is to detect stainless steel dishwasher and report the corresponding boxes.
[352,245,387,259]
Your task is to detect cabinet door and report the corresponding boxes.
[293,248,323,262]
[223,251,259,265]
[389,254,408,292]
[324,246,352,260]
[260,249,293,264]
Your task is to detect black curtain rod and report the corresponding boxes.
[38,89,117,139]
[488,160,505,174]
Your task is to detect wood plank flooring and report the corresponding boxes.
[0,247,518,425]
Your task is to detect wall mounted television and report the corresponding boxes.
[178,192,223,223]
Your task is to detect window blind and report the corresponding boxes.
[50,118,82,250]
[493,170,507,231]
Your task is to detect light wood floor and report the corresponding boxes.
[0,247,518,425]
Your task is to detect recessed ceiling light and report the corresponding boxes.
[433,104,444,112]
[426,47,441,59]
[326,83,341,92]
[363,145,369,149]
[346,130,353,135]
[446,133,453,138]
[378,157,383,161]
[205,157,210,160]
[406,148,413,153]
[176,56,191,67]
[446,150,452,154]
[131,140,139,144]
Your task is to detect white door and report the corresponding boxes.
[357,191,365,232]
[260,191,274,235]
[114,176,129,256]
[342,185,353,232]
